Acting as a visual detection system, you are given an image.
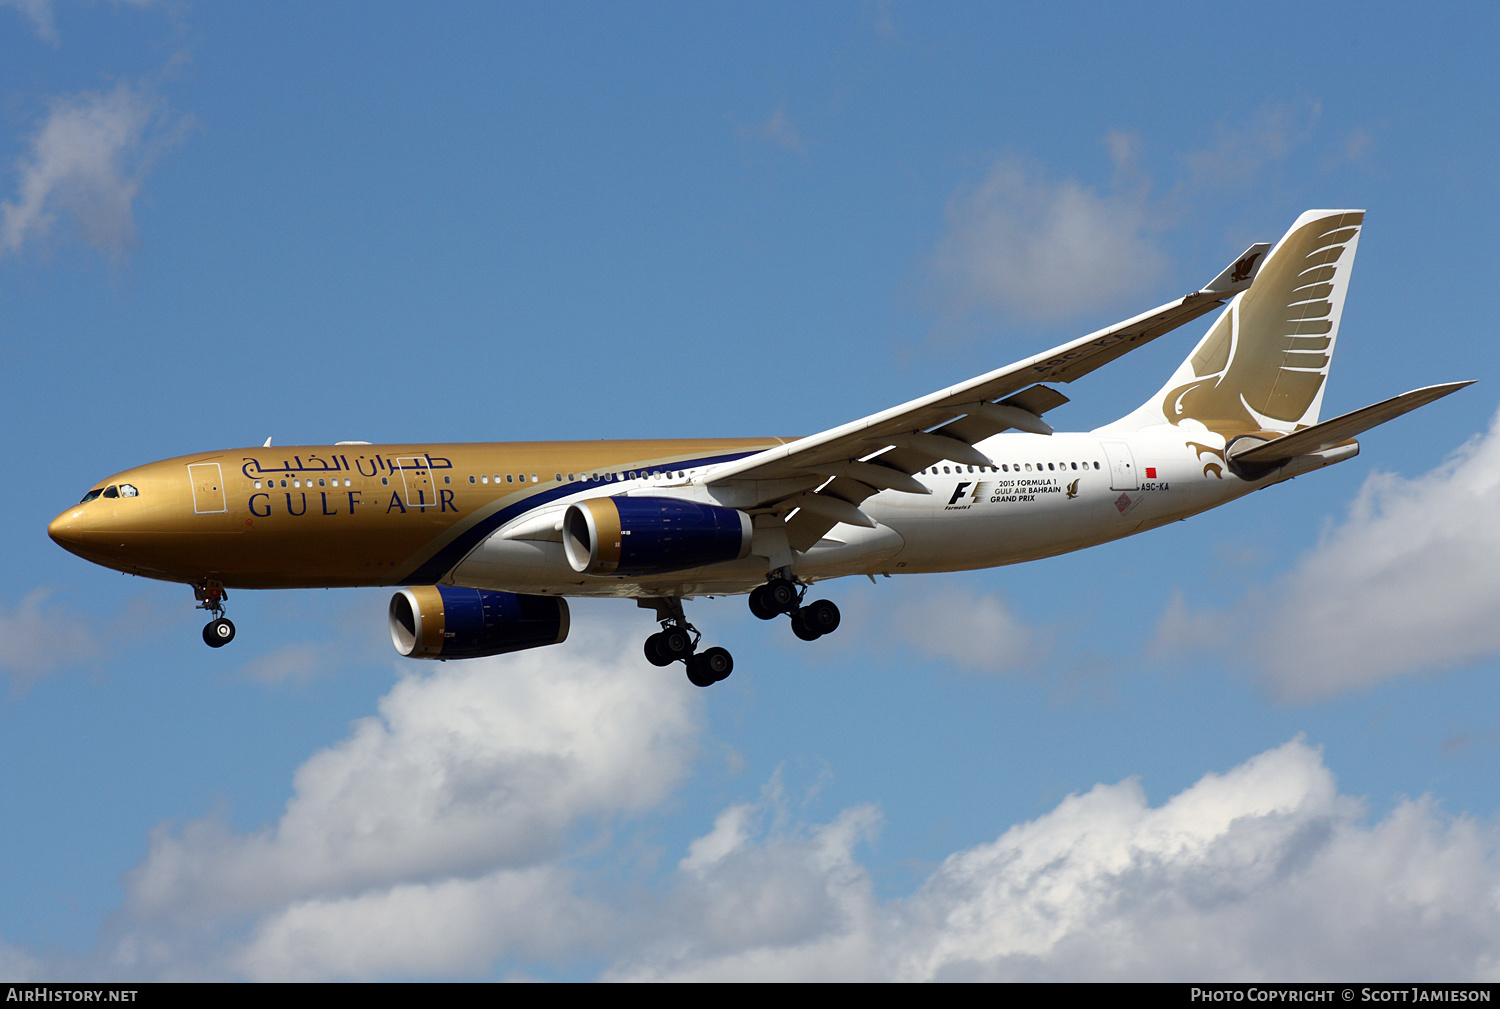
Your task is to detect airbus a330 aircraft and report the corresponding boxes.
[49,210,1469,686]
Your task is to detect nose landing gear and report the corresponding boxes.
[194,581,236,648]
[639,598,734,688]
[748,574,841,643]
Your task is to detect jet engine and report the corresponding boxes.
[563,496,752,576]
[389,586,569,659]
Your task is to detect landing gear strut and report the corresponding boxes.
[639,598,733,688]
[194,580,236,648]
[748,573,841,642]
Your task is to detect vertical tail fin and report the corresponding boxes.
[1118,210,1365,435]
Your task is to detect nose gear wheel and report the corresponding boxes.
[194,581,236,649]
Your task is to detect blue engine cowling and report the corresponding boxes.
[563,496,753,576]
[388,586,570,659]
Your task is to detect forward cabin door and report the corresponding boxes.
[187,462,227,514]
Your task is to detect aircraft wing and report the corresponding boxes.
[702,242,1271,551]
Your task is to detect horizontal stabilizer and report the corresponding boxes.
[1228,381,1474,467]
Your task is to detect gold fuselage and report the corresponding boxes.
[47,439,787,589]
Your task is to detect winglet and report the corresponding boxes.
[1200,242,1272,296]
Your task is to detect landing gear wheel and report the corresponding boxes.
[804,599,841,636]
[644,632,673,667]
[748,585,779,621]
[203,618,236,648]
[661,627,694,661]
[685,647,733,687]
[791,608,822,641]
[685,655,717,688]
[700,646,733,682]
[766,578,799,614]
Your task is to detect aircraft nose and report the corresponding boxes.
[48,506,90,555]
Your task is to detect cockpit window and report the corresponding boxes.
[119,484,138,497]
[80,488,103,504]
[102,485,119,499]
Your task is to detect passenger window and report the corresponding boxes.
[382,477,389,486]
[444,476,451,484]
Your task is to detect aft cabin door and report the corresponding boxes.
[1100,442,1138,491]
[395,456,436,509]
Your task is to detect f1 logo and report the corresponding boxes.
[948,482,972,505]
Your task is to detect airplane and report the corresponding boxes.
[47,210,1470,687]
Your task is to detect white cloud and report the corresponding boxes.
[234,865,606,981]
[107,626,701,978]
[739,106,807,154]
[127,630,699,921]
[1,0,56,41]
[609,803,884,982]
[1155,407,1500,700]
[929,155,1168,321]
[2,0,158,41]
[0,587,102,692]
[1,81,186,259]
[0,587,183,692]
[612,739,1500,981]
[1184,103,1318,188]
[237,643,330,686]
[58,675,1500,982]
[887,588,1044,673]
[0,938,44,981]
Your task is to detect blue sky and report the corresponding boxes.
[2,1,1498,980]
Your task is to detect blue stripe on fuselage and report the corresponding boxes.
[399,450,759,586]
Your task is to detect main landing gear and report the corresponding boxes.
[640,598,733,688]
[748,575,840,642]
[194,580,236,648]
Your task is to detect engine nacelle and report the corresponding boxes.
[389,586,569,659]
[563,496,752,576]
